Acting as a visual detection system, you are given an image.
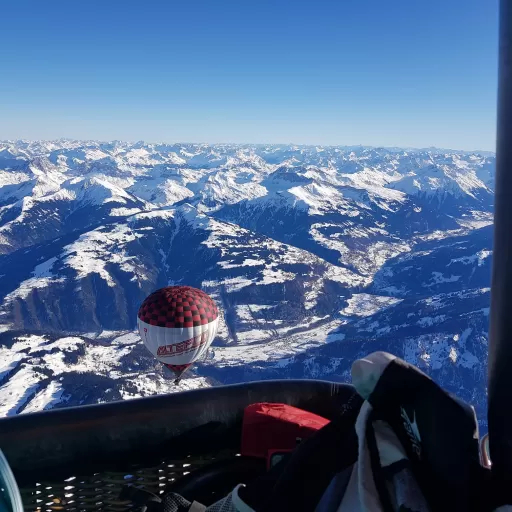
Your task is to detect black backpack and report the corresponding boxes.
[122,351,508,512]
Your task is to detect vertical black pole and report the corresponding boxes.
[488,0,512,478]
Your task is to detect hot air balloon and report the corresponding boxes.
[137,286,219,384]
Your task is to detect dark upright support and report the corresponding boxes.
[488,0,512,479]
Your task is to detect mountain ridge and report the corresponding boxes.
[0,140,495,429]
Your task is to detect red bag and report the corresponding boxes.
[240,403,329,466]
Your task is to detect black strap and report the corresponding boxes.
[366,410,395,512]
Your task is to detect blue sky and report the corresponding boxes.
[1,0,499,150]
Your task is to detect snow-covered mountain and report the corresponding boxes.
[0,140,494,429]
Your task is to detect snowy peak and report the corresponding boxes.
[64,175,141,207]
[389,160,492,200]
[0,139,496,423]
[0,141,496,217]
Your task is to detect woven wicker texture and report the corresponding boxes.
[20,453,229,511]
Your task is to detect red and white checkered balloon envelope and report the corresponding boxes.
[137,286,219,382]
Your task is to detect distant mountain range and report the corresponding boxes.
[0,140,494,431]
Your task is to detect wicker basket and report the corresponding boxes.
[19,454,231,511]
[1,380,356,512]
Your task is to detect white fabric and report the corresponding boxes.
[231,484,256,512]
[374,420,408,467]
[138,317,219,365]
[351,352,396,400]
[354,400,382,512]
[206,484,255,512]
[189,501,207,512]
[336,400,429,512]
[336,464,362,512]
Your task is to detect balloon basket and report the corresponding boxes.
[0,380,354,511]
